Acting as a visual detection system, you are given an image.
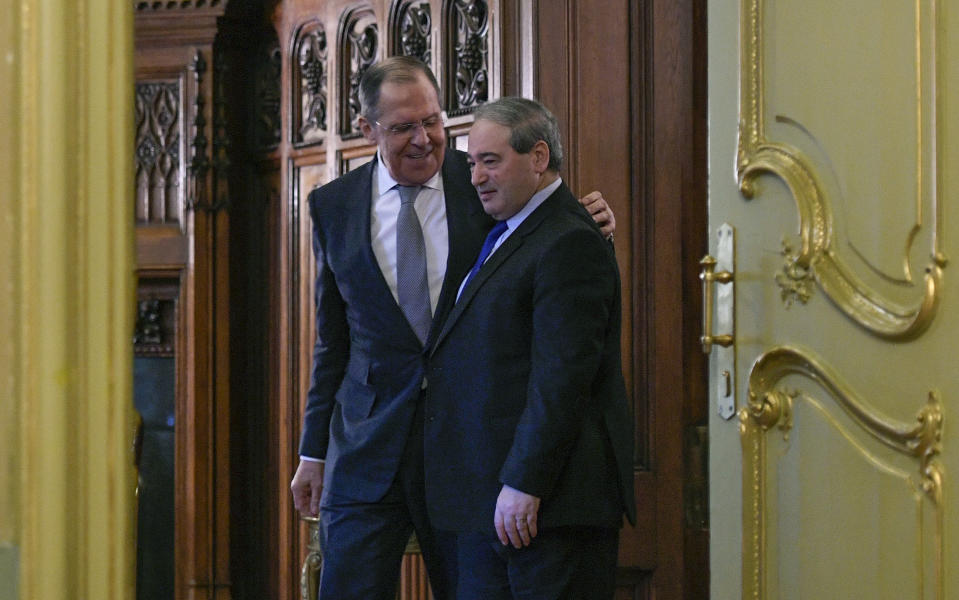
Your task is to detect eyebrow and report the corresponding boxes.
[391,112,441,125]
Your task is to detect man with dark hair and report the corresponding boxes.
[424,97,636,599]
[290,58,616,599]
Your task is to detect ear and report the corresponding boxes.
[358,116,377,144]
[530,140,551,174]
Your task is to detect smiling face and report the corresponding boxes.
[359,72,446,186]
[467,119,550,221]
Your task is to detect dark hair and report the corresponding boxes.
[358,56,441,123]
[473,97,564,171]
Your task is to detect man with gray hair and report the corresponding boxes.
[423,97,636,599]
[290,58,617,599]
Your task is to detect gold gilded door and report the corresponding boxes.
[707,1,957,598]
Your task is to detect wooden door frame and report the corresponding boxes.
[521,0,708,596]
[237,0,708,596]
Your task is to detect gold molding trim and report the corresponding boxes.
[740,346,943,600]
[775,237,814,307]
[737,0,947,340]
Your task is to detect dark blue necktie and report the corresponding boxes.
[459,220,509,298]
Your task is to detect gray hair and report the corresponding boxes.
[473,97,564,171]
[358,56,441,123]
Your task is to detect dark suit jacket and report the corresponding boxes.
[299,148,493,502]
[423,182,637,535]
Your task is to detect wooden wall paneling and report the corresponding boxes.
[530,0,708,598]
[182,45,234,600]
[214,6,289,595]
[134,4,233,599]
[272,4,333,597]
[681,0,710,596]
[538,1,656,594]
[646,0,708,596]
[209,1,711,598]
[268,2,498,598]
[258,159,284,600]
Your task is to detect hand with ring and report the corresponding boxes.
[494,484,541,548]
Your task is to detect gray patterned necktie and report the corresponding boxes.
[395,185,432,345]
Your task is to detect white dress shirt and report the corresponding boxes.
[456,177,563,301]
[370,157,449,314]
[301,159,449,463]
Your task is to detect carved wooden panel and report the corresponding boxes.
[338,6,378,137]
[294,21,329,146]
[445,0,488,116]
[135,81,182,225]
[533,1,707,598]
[212,47,231,208]
[135,3,231,599]
[135,0,224,10]
[255,36,283,151]
[391,1,432,64]
[186,51,211,208]
[272,3,493,598]
[135,297,177,357]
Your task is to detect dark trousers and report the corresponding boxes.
[318,402,456,600]
[454,526,619,600]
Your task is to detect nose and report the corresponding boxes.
[471,163,486,187]
[409,122,429,146]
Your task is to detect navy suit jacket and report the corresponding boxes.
[424,182,637,534]
[299,148,492,502]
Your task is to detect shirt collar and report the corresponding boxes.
[376,155,443,197]
[505,176,563,231]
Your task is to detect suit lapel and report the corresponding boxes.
[344,157,424,344]
[431,186,563,355]
[426,150,491,350]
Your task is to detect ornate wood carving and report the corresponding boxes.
[294,22,329,146]
[212,44,231,210]
[446,0,488,115]
[737,0,945,340]
[135,298,177,357]
[135,81,181,225]
[134,0,223,11]
[255,36,282,150]
[185,49,225,213]
[338,7,378,137]
[392,1,432,64]
[188,50,210,194]
[135,6,232,600]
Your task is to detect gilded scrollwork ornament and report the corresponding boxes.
[299,516,321,600]
[744,387,795,435]
[774,237,814,308]
[740,346,944,599]
[913,392,944,506]
[737,0,946,340]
